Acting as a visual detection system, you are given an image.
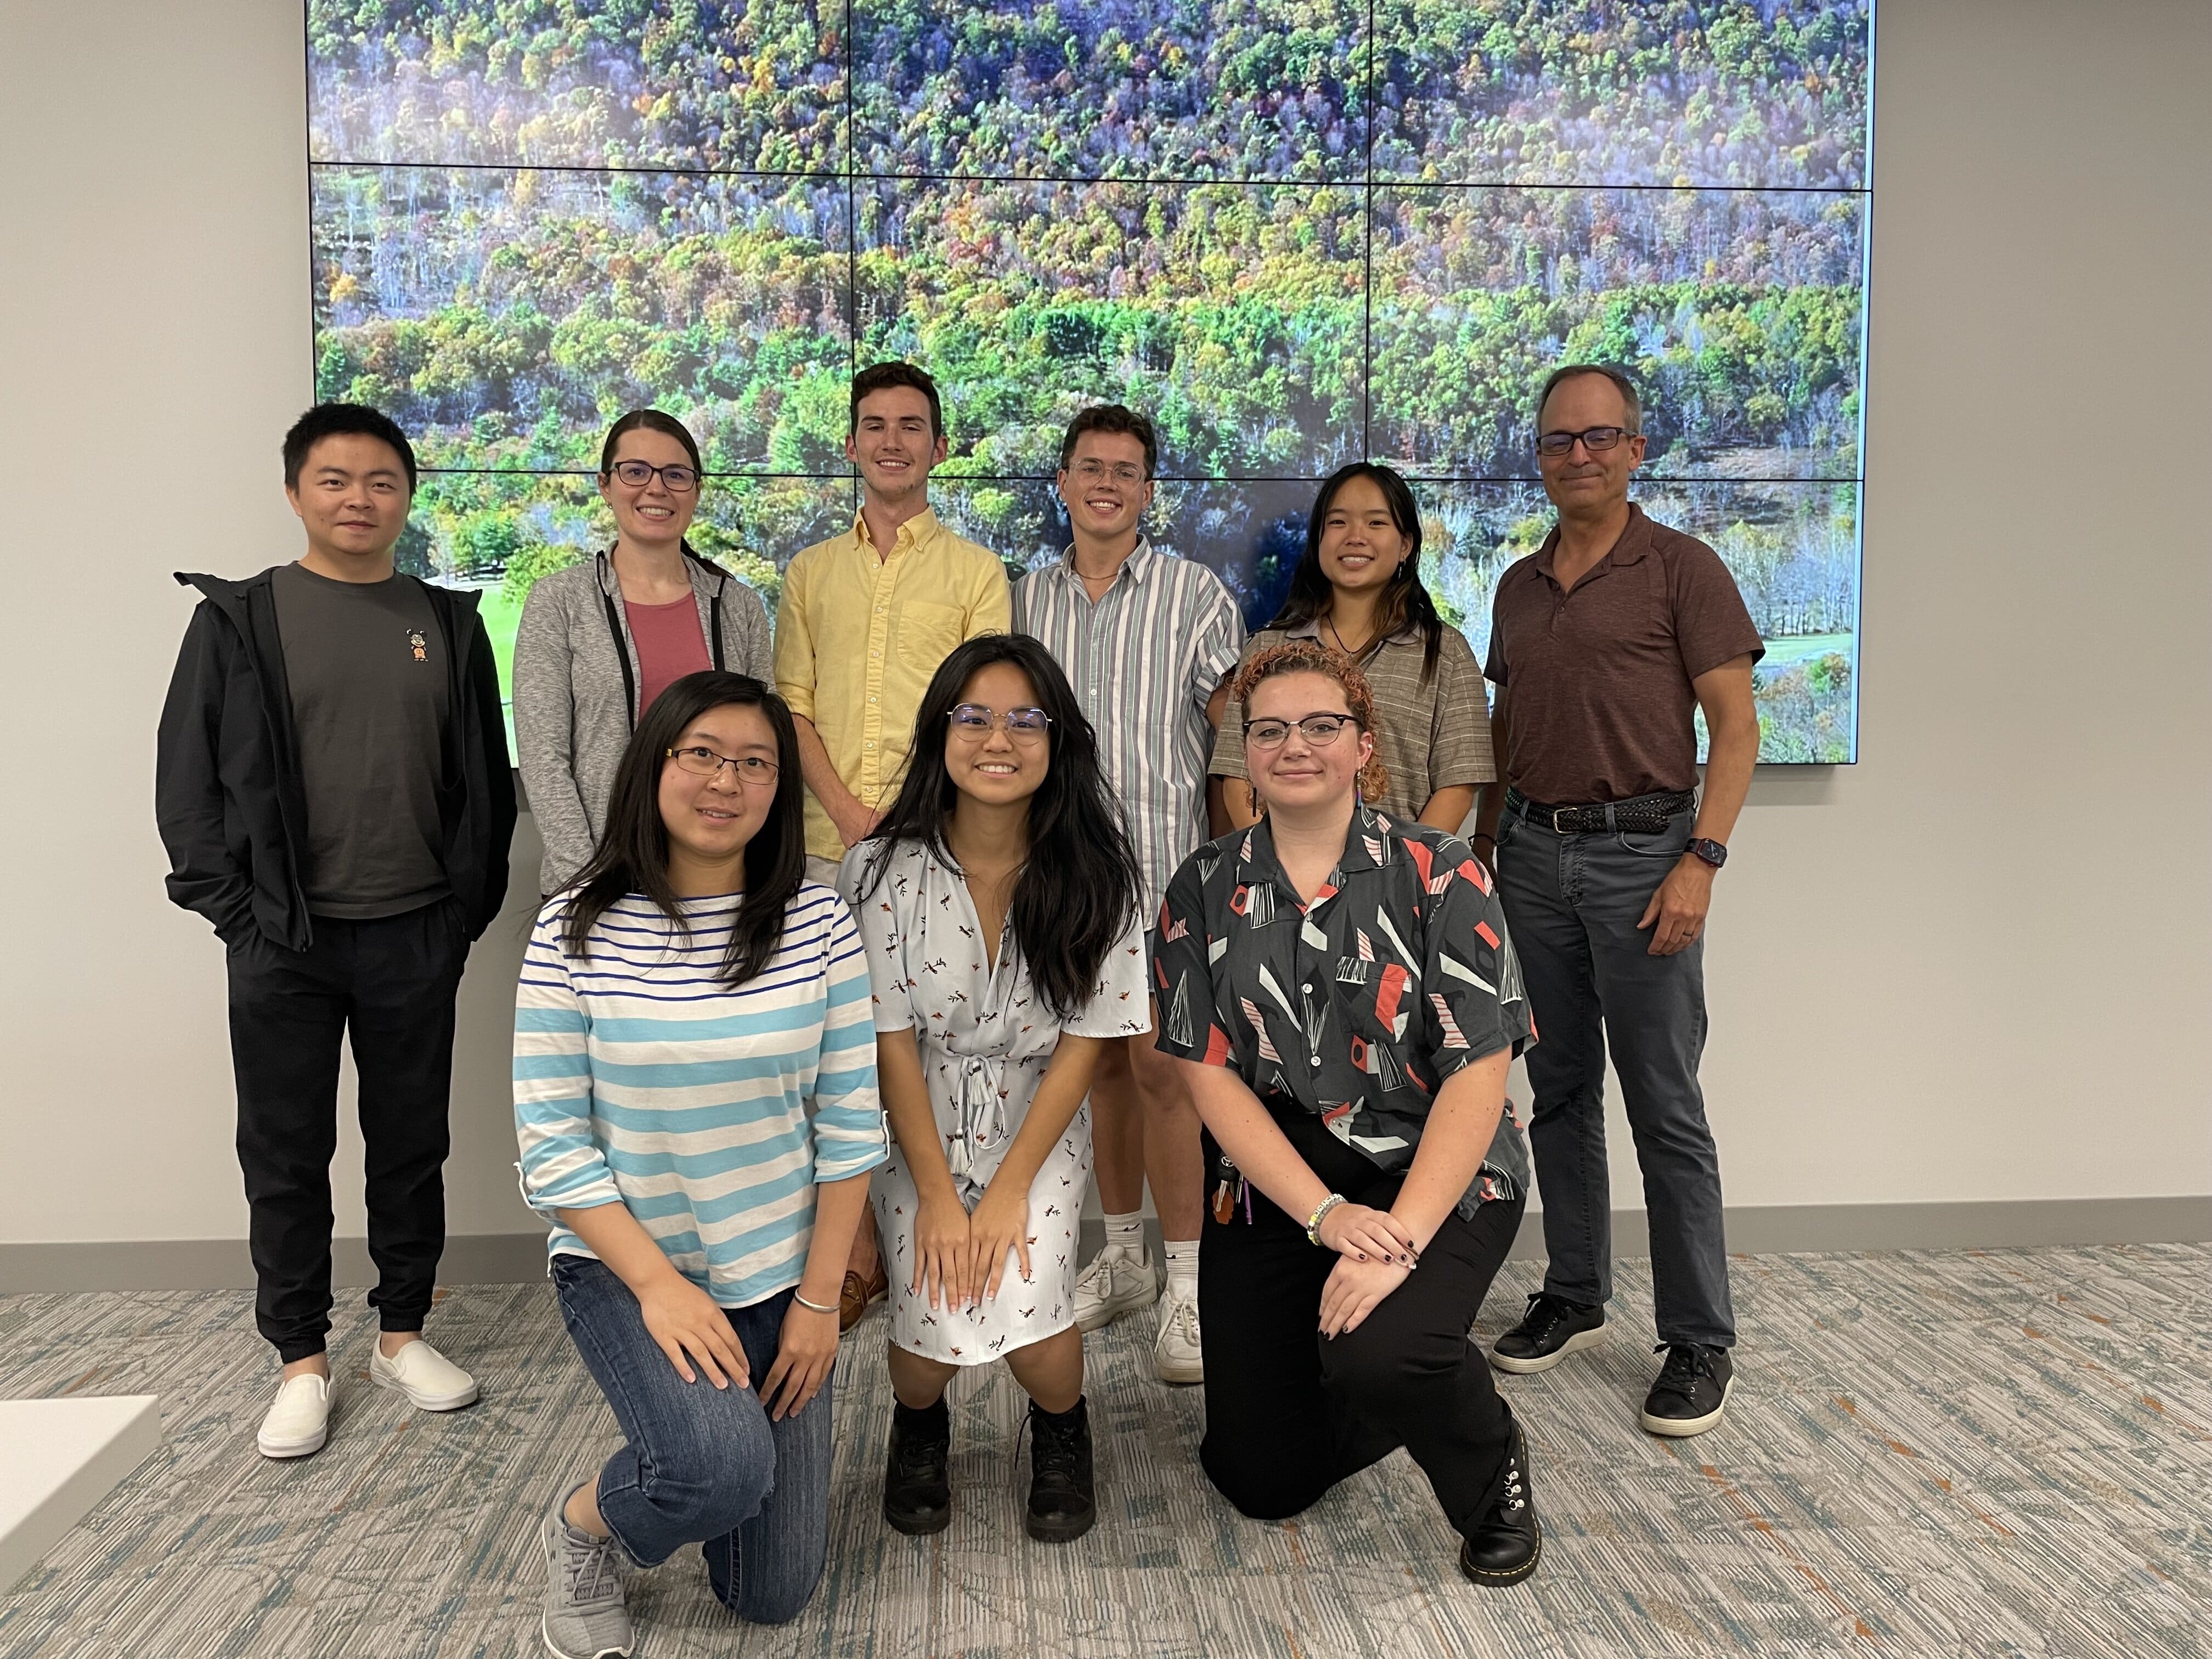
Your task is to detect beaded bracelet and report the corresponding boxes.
[1306,1192,1348,1246]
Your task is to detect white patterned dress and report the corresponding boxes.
[841,839,1151,1364]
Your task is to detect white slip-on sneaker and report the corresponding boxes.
[1073,1245,1159,1334]
[370,1338,481,1411]
[258,1372,334,1459]
[1153,1284,1204,1384]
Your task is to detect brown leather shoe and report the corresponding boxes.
[839,1262,888,1334]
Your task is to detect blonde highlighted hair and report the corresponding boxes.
[1231,638,1390,808]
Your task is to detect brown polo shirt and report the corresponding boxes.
[1484,504,1763,805]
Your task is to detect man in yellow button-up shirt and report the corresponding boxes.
[774,362,1011,876]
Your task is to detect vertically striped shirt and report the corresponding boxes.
[1013,541,1244,912]
[514,885,887,1308]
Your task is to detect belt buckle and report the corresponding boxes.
[1550,806,1572,834]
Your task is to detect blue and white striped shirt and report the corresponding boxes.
[514,885,886,1308]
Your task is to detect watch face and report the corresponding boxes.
[1689,838,1727,868]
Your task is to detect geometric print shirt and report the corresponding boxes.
[1152,802,1534,1207]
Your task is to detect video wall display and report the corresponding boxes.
[310,0,1871,762]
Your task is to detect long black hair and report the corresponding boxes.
[855,634,1140,1022]
[1266,461,1445,681]
[560,671,806,985]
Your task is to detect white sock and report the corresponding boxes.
[1162,1240,1199,1299]
[1104,1211,1146,1260]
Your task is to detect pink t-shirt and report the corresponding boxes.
[625,595,713,715]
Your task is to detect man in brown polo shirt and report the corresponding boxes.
[1476,364,1762,1438]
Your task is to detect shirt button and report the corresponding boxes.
[1309,1055,1322,1069]
[1301,983,1312,994]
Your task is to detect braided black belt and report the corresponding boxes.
[1509,788,1696,836]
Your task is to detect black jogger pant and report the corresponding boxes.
[225,900,469,1361]
[1197,1113,1525,1537]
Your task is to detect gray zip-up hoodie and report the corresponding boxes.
[512,548,772,894]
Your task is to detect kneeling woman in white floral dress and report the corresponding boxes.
[842,633,1150,1542]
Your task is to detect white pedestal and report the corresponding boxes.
[0,1396,162,1590]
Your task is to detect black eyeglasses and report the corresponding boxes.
[610,460,700,493]
[667,745,779,785]
[1245,712,1358,749]
[1534,426,1635,457]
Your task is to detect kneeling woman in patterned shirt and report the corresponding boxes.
[843,634,1150,1543]
[515,670,886,1658]
[1152,638,1545,1586]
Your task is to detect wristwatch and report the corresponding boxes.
[1685,838,1728,869]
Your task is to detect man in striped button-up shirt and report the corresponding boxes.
[1012,405,1244,1384]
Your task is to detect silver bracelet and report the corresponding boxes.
[793,1291,838,1316]
[1306,1192,1349,1246]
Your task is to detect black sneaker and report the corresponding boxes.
[1488,1293,1606,1374]
[1640,1344,1734,1437]
[883,1398,952,1534]
[1023,1396,1096,1543]
[1458,1420,1541,1587]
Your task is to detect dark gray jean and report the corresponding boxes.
[1495,798,1736,1349]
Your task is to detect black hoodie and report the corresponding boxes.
[156,567,516,950]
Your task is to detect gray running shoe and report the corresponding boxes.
[540,1491,633,1659]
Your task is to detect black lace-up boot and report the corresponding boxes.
[883,1398,952,1534]
[1459,1420,1541,1587]
[1024,1396,1096,1542]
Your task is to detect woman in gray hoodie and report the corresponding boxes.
[513,410,772,895]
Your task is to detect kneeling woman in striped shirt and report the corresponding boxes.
[844,635,1150,1543]
[515,669,885,1659]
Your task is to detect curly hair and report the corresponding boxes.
[1230,638,1391,808]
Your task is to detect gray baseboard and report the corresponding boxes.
[0,1233,550,1295]
[6,1197,2206,1294]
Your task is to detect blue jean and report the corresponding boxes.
[1494,798,1736,1349]
[551,1255,832,1623]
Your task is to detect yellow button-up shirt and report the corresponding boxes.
[774,508,1011,861]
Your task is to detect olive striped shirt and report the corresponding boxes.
[1012,541,1245,912]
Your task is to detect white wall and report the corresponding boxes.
[1,0,2205,1257]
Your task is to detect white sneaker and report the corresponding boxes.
[370,1338,481,1411]
[1154,1283,1204,1384]
[1074,1245,1159,1333]
[258,1372,333,1458]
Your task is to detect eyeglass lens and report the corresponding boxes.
[950,704,1051,737]
[614,460,699,490]
[1246,714,1352,747]
[1534,426,1628,456]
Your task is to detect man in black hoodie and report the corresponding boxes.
[157,403,515,1460]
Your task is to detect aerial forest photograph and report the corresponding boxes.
[308,0,1871,760]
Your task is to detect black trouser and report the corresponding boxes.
[1197,1114,1526,1538]
[225,900,469,1362]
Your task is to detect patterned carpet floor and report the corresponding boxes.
[2,1243,2208,1658]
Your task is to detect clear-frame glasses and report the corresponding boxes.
[667,745,779,785]
[1069,458,1147,486]
[947,703,1053,741]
